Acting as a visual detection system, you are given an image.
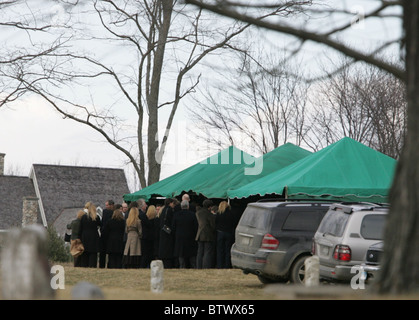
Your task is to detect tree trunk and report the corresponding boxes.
[147,0,173,186]
[375,0,419,295]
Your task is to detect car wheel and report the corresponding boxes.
[290,255,308,284]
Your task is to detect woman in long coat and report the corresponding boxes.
[122,207,142,268]
[79,202,101,268]
[158,198,176,268]
[215,201,236,268]
[102,208,126,269]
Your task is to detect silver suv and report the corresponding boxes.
[312,202,388,282]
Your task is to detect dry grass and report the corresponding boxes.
[54,263,270,300]
[2,262,418,300]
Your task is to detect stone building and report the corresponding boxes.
[0,153,130,238]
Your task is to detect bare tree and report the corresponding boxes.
[4,0,250,187]
[308,62,406,158]
[0,0,66,108]
[185,0,419,295]
[190,49,310,155]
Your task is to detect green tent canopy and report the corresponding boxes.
[227,137,397,203]
[123,146,255,202]
[192,143,312,198]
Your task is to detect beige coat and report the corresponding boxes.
[124,221,142,256]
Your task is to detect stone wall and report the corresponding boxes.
[22,196,39,227]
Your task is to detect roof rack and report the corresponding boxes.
[330,202,389,214]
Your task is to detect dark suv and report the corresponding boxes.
[230,201,331,284]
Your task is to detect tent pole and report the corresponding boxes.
[284,186,288,200]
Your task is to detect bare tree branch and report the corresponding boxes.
[185,0,405,80]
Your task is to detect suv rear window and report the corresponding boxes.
[239,206,272,229]
[361,214,386,240]
[281,210,322,232]
[317,210,350,237]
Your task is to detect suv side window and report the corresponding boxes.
[281,210,322,231]
[360,214,386,240]
[239,206,273,229]
[318,210,350,237]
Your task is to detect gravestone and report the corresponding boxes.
[1,224,54,299]
[150,260,164,293]
[304,256,320,287]
[71,281,105,300]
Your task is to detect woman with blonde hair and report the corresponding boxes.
[215,201,235,268]
[84,201,97,220]
[140,204,157,267]
[122,207,142,268]
[79,201,101,267]
[146,205,157,219]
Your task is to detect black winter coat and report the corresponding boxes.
[102,218,125,254]
[172,209,198,258]
[79,215,101,253]
[139,210,153,240]
[215,208,236,234]
[158,206,175,259]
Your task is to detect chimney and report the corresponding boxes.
[0,153,5,175]
[22,196,39,227]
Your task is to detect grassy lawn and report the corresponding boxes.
[2,262,418,300]
[54,263,270,300]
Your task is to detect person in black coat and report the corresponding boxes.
[195,199,216,269]
[215,201,236,268]
[99,200,114,268]
[172,200,198,268]
[102,208,125,269]
[158,198,176,268]
[138,199,154,268]
[79,202,102,268]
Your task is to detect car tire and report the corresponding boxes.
[289,255,308,284]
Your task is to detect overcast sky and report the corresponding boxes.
[0,0,403,193]
[0,96,204,192]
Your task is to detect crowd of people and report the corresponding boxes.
[66,194,241,269]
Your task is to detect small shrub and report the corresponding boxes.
[47,226,72,263]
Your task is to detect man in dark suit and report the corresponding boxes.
[173,200,198,268]
[195,199,216,268]
[99,200,114,268]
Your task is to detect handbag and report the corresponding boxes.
[70,239,85,257]
[161,208,171,234]
[64,232,71,242]
[162,224,171,234]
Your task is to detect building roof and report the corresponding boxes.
[0,163,130,232]
[31,164,130,227]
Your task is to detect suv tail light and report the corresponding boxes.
[311,240,316,255]
[333,245,351,261]
[261,234,279,250]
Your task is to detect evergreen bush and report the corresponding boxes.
[47,226,72,263]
